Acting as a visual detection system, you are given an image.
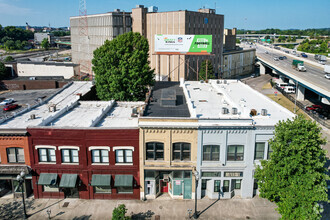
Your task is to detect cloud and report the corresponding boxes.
[0,0,33,15]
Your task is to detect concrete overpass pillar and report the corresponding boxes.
[259,63,266,75]
[297,85,305,101]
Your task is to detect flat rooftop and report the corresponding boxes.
[96,102,145,128]
[183,80,295,125]
[0,82,93,129]
[144,82,190,118]
[47,101,114,128]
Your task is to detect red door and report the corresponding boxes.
[160,180,168,193]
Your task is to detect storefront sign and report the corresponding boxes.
[154,35,212,54]
[175,180,181,185]
[224,172,243,177]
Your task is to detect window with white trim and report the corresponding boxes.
[254,143,265,160]
[115,149,133,163]
[7,148,25,163]
[38,148,56,162]
[61,149,79,163]
[91,149,109,163]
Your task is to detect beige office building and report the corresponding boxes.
[70,11,132,75]
[132,6,224,81]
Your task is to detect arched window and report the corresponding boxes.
[172,142,191,161]
[146,142,164,160]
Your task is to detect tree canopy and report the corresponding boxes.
[0,62,7,80]
[199,59,215,81]
[92,32,154,101]
[255,115,329,219]
[0,25,33,50]
[112,204,130,220]
[41,38,50,50]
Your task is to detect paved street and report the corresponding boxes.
[0,195,280,220]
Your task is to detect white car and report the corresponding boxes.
[0,98,14,105]
[274,57,279,61]
[325,74,330,79]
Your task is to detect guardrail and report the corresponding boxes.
[275,86,330,128]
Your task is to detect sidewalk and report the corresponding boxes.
[0,196,280,220]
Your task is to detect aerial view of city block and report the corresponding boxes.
[0,0,329,219]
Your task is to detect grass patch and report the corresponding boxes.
[266,94,310,120]
[262,82,273,90]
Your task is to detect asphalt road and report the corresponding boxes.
[0,89,59,119]
[253,45,330,93]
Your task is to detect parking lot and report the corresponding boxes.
[0,89,59,118]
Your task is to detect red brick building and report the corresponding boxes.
[28,128,140,200]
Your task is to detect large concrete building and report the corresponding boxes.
[70,6,224,81]
[70,10,132,74]
[132,6,224,81]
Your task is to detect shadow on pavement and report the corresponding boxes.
[131,210,155,220]
[72,215,92,220]
[29,199,64,216]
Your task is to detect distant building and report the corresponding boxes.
[34,33,54,48]
[132,6,224,81]
[224,28,237,51]
[70,10,132,75]
[70,5,224,81]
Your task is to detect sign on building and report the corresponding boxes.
[154,35,212,54]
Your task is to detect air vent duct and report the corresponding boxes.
[261,109,268,116]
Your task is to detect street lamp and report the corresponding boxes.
[17,171,28,219]
[193,171,200,219]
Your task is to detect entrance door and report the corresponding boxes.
[63,188,79,198]
[183,179,192,199]
[160,180,168,193]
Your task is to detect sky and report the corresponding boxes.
[0,0,329,30]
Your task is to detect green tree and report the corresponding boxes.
[236,38,240,44]
[112,204,130,220]
[292,36,296,42]
[4,40,16,50]
[199,59,214,81]
[255,115,329,220]
[4,56,14,62]
[0,62,7,79]
[92,32,154,101]
[41,38,50,50]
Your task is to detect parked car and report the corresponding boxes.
[305,105,322,111]
[0,98,14,106]
[283,56,287,59]
[265,51,269,54]
[3,104,18,111]
[274,57,279,61]
[285,50,290,54]
[325,74,330,79]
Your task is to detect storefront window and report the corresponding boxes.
[233,179,242,189]
[223,180,229,192]
[184,171,191,178]
[43,185,59,192]
[145,170,155,178]
[201,172,221,177]
[12,180,22,192]
[94,186,111,193]
[117,187,133,194]
[214,180,221,192]
[254,143,265,160]
[173,171,183,178]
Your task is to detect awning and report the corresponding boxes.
[91,174,111,187]
[114,175,133,187]
[59,174,78,188]
[38,173,58,185]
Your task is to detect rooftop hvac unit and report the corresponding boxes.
[232,107,238,115]
[131,107,138,117]
[250,109,257,116]
[199,80,204,83]
[223,80,227,84]
[216,80,220,84]
[222,107,228,114]
[30,114,36,119]
[48,104,56,112]
[261,109,268,116]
